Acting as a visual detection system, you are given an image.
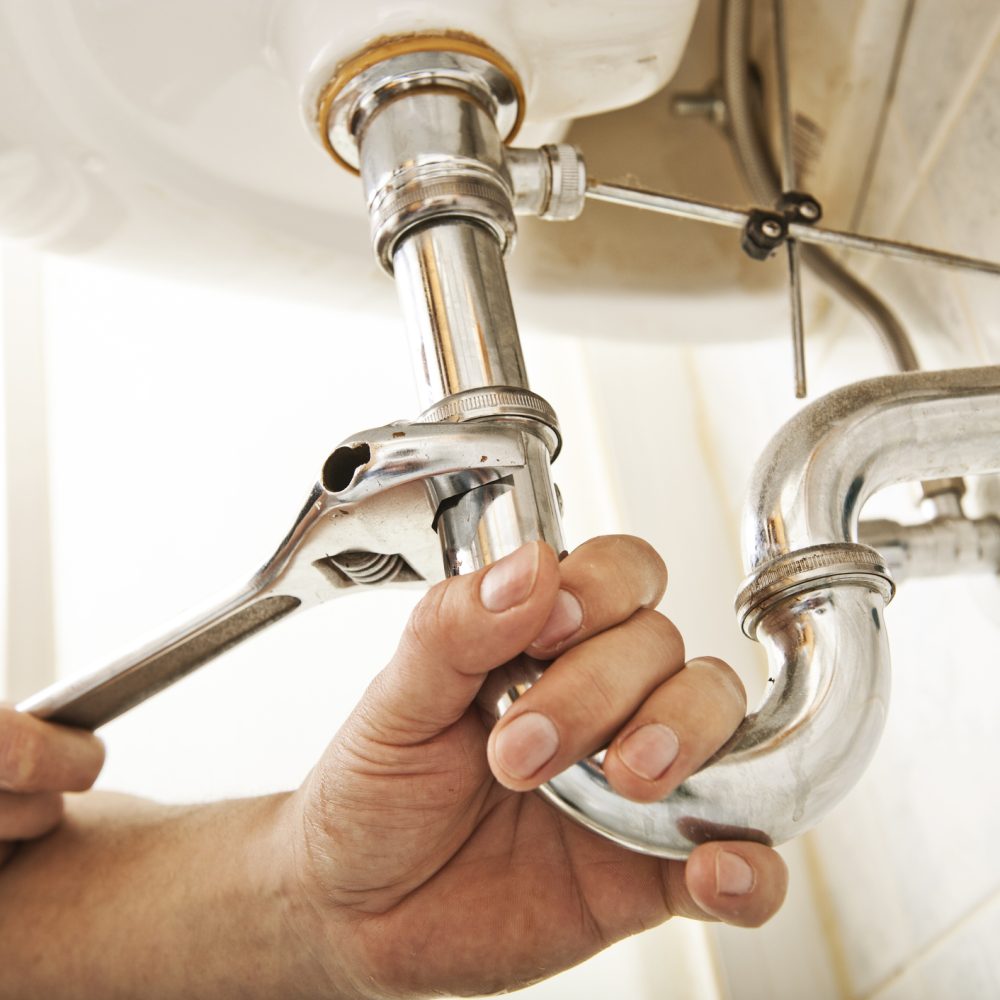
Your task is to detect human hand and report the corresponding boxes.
[285,537,788,998]
[0,705,105,867]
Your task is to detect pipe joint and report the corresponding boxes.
[735,542,894,638]
[505,144,587,221]
[324,48,522,272]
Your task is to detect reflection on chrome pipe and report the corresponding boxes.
[348,57,562,569]
[743,366,1000,567]
[495,585,888,856]
[498,366,1000,859]
[392,222,529,410]
[859,514,1000,583]
[432,425,563,576]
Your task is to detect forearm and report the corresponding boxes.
[0,791,338,999]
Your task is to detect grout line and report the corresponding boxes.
[849,0,917,233]
[838,110,990,369]
[859,883,1000,1000]
[874,5,1000,243]
[799,832,855,999]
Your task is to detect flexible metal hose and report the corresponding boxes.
[719,0,920,372]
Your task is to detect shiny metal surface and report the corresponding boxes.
[481,365,1000,859]
[718,0,921,374]
[505,145,587,221]
[860,515,1000,583]
[586,182,747,227]
[418,386,560,452]
[393,223,530,409]
[324,49,522,174]
[585,182,1000,280]
[735,542,894,639]
[331,49,1000,859]
[434,426,564,575]
[342,49,571,822]
[787,237,806,397]
[743,366,1000,568]
[520,585,891,856]
[768,0,808,398]
[359,89,516,269]
[17,417,544,729]
[339,46,565,605]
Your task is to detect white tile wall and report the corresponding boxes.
[830,9,1000,992]
[875,890,1000,1000]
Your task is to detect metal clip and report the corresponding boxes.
[740,208,788,260]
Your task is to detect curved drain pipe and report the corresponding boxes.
[499,366,1000,858]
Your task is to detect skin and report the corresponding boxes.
[0,536,787,999]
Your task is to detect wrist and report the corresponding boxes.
[269,788,371,1000]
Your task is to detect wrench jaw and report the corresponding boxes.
[280,415,554,593]
[17,412,557,730]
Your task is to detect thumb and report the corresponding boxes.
[354,541,561,745]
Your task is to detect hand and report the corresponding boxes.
[286,537,789,998]
[0,705,105,867]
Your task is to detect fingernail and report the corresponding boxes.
[618,724,679,780]
[532,590,584,650]
[494,712,559,780]
[481,543,540,612]
[716,851,756,896]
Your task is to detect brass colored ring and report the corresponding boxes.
[316,31,526,174]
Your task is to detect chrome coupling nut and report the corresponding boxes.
[321,46,525,272]
[506,144,587,221]
[735,542,895,638]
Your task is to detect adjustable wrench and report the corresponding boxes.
[18,411,559,730]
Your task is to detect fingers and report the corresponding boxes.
[662,841,789,927]
[0,706,105,794]
[488,610,686,789]
[0,790,64,840]
[526,536,667,659]
[352,535,665,747]
[603,657,747,802]
[358,542,562,742]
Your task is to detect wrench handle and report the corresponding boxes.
[16,590,300,731]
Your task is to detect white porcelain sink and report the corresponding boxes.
[1,0,742,332]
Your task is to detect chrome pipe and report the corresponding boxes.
[506,366,1000,859]
[392,222,530,409]
[859,515,1000,583]
[743,366,1000,568]
[510,583,890,855]
[346,55,564,569]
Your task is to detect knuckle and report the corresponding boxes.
[572,536,668,609]
[619,536,668,604]
[404,578,452,659]
[688,657,747,712]
[631,609,685,662]
[574,665,621,719]
[33,791,65,830]
[0,719,42,791]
